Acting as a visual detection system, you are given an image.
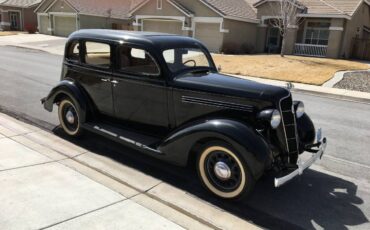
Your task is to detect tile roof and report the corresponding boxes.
[0,0,41,8]
[309,0,363,16]
[168,0,194,16]
[202,0,258,20]
[252,0,365,17]
[62,0,143,19]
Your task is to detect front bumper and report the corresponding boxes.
[274,128,327,187]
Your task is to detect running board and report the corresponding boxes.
[82,122,164,155]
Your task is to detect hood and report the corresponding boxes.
[173,72,290,104]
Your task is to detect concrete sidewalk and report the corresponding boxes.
[0,112,260,230]
[0,113,187,230]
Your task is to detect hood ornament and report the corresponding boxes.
[286,82,295,91]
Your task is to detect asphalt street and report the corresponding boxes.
[0,46,369,229]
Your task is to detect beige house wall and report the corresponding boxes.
[284,27,298,54]
[223,19,257,53]
[0,5,38,31]
[35,0,54,12]
[326,18,345,58]
[256,26,267,52]
[23,6,38,30]
[176,0,219,17]
[48,0,75,13]
[256,2,280,18]
[79,15,131,30]
[341,3,370,58]
[134,0,185,17]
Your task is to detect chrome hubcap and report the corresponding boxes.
[214,162,231,180]
[66,110,75,124]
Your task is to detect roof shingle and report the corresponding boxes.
[202,0,257,20]
[0,0,41,8]
[62,0,143,19]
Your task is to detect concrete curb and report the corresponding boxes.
[229,74,370,103]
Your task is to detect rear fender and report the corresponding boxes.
[159,119,272,179]
[43,80,89,123]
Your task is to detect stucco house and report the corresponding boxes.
[33,0,370,59]
[0,0,41,31]
[34,0,140,37]
[130,0,259,52]
[254,0,370,58]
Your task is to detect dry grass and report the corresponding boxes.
[0,31,19,36]
[212,54,370,85]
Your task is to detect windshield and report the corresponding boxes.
[162,48,213,73]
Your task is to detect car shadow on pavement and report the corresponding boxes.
[53,128,368,230]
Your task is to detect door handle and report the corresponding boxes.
[100,78,110,82]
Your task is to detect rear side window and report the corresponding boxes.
[119,46,160,76]
[84,42,111,68]
[67,41,80,63]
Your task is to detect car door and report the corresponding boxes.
[76,40,114,116]
[111,44,169,133]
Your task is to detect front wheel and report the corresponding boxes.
[58,97,83,137]
[197,142,255,200]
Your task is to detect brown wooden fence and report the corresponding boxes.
[351,38,370,60]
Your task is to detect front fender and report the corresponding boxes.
[297,113,316,150]
[42,80,89,123]
[158,119,272,179]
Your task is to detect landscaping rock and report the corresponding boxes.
[334,71,370,93]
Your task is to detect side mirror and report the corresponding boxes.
[217,65,222,72]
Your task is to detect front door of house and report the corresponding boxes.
[9,12,20,30]
[266,27,281,53]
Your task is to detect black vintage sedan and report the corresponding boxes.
[42,29,327,199]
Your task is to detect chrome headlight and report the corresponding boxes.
[295,101,305,118]
[258,109,281,129]
[270,110,282,129]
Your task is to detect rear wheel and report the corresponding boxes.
[58,98,83,137]
[197,141,255,199]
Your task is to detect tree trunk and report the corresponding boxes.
[280,35,286,57]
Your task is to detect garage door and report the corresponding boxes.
[195,23,223,53]
[54,16,77,37]
[143,20,183,35]
[38,15,49,35]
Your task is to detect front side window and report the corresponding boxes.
[304,21,330,45]
[84,41,111,68]
[119,46,160,76]
[163,48,212,73]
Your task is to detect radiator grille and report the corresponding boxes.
[280,96,299,162]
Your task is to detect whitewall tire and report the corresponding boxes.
[58,98,83,137]
[197,143,254,199]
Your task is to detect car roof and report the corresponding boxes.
[69,29,206,50]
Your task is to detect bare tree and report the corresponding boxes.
[268,0,305,57]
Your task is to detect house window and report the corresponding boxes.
[304,21,330,45]
[9,12,19,30]
[157,0,162,10]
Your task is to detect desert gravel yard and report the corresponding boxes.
[334,71,370,93]
[213,54,369,85]
[0,32,20,36]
